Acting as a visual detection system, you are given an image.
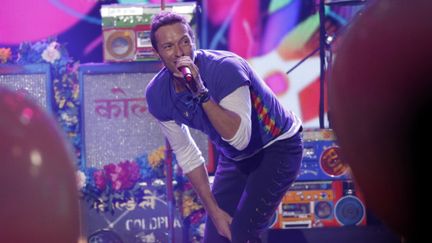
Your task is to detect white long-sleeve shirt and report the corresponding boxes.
[159,85,301,173]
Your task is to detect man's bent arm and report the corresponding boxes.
[186,164,232,240]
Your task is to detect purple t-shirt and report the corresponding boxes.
[146,50,293,161]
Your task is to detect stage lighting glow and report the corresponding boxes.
[0,0,97,44]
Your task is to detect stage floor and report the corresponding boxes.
[262,224,401,243]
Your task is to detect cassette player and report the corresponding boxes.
[269,180,366,229]
[100,2,197,62]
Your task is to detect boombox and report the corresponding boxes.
[297,129,353,181]
[100,2,197,62]
[269,180,367,229]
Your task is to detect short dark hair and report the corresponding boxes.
[150,11,195,51]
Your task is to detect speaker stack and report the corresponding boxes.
[78,61,217,242]
[269,129,367,230]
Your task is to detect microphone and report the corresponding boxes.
[178,66,197,93]
[179,66,193,82]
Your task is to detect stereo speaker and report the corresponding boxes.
[103,29,137,62]
[78,62,215,172]
[100,2,198,62]
[0,63,52,111]
[270,180,367,229]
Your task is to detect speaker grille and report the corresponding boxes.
[0,64,52,110]
[335,195,365,226]
[103,29,136,62]
[79,62,211,169]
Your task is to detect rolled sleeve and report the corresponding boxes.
[220,85,252,150]
[159,120,205,174]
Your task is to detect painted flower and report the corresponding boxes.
[76,170,87,190]
[183,194,203,218]
[93,170,106,191]
[198,223,205,237]
[41,41,61,63]
[0,48,12,63]
[148,145,165,168]
[104,160,141,191]
[137,232,156,242]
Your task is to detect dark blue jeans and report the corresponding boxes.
[203,130,303,243]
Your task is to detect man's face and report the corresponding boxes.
[154,22,195,77]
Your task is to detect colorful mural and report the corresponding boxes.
[1,0,363,127]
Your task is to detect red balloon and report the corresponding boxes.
[0,88,80,242]
[329,0,432,241]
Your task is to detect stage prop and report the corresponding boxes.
[78,61,211,242]
[297,128,351,181]
[0,63,53,111]
[269,180,366,229]
[0,87,80,242]
[78,61,212,169]
[268,129,366,230]
[82,183,184,243]
[101,2,198,62]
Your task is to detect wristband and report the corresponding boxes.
[197,90,210,104]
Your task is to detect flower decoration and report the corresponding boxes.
[78,145,207,242]
[181,182,206,242]
[2,38,207,242]
[137,146,167,180]
[80,146,184,214]
[181,187,204,219]
[12,38,82,162]
[185,208,207,243]
[41,41,61,63]
[76,170,87,190]
[100,160,141,191]
[0,48,12,63]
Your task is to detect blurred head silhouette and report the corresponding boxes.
[0,87,80,242]
[329,0,431,242]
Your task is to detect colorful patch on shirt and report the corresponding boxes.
[251,90,281,137]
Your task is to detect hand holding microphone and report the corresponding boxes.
[178,66,197,93]
[179,66,193,82]
[176,57,208,99]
